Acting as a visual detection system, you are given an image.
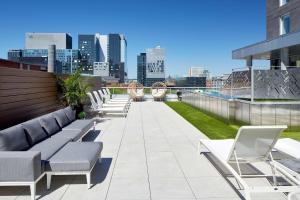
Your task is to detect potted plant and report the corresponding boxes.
[59,69,90,118]
[78,111,87,119]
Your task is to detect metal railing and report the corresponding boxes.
[107,87,221,95]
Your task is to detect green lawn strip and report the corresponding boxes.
[165,101,300,141]
[281,132,300,141]
[165,102,238,139]
[109,88,127,94]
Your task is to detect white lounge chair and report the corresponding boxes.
[87,92,127,117]
[92,91,129,111]
[275,138,300,159]
[274,138,300,180]
[98,90,129,104]
[199,125,300,200]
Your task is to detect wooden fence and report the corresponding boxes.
[0,67,61,130]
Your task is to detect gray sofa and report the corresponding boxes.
[0,107,103,200]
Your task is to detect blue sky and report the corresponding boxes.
[0,0,267,78]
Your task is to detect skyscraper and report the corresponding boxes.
[137,53,146,85]
[106,34,127,83]
[108,34,121,65]
[145,46,165,86]
[120,34,128,81]
[99,35,108,62]
[78,34,100,73]
[25,33,72,49]
[137,46,166,86]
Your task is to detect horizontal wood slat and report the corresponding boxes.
[0,87,57,97]
[0,91,57,104]
[0,67,54,77]
[0,67,61,130]
[0,96,57,112]
[0,82,57,90]
[0,76,56,83]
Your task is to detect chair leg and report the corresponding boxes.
[30,183,36,200]
[86,173,91,189]
[47,173,52,190]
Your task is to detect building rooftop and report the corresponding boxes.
[0,101,291,200]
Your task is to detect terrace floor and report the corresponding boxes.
[0,101,290,200]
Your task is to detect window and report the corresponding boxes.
[280,14,290,35]
[279,0,289,6]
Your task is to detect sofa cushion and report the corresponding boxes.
[28,137,71,161]
[64,107,76,122]
[62,119,94,135]
[22,119,48,146]
[53,109,70,128]
[47,142,103,172]
[0,125,30,151]
[39,114,61,136]
[51,129,83,142]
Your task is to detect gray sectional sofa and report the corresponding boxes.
[0,107,103,200]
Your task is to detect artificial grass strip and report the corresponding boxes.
[165,102,238,139]
[165,101,300,141]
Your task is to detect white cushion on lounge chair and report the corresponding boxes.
[200,139,233,161]
[275,138,300,159]
[199,125,299,200]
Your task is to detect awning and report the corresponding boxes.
[232,30,300,60]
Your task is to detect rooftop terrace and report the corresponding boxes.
[0,101,293,200]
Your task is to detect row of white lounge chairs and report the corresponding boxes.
[87,88,131,117]
[199,125,300,200]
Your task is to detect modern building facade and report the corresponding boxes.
[99,35,108,62]
[137,53,147,85]
[93,62,109,77]
[25,33,72,49]
[211,74,230,88]
[185,77,206,87]
[120,34,128,82]
[7,49,23,62]
[78,34,100,73]
[188,67,210,79]
[145,46,165,86]
[16,49,79,74]
[233,0,300,68]
[108,34,121,65]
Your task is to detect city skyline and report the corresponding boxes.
[0,0,267,78]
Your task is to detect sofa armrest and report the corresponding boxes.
[0,151,42,182]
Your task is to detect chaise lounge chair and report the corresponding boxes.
[199,125,300,200]
[274,138,300,180]
[98,89,130,104]
[92,91,129,112]
[87,92,127,117]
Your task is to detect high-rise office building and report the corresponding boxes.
[78,34,100,73]
[99,35,108,62]
[106,34,127,83]
[188,67,210,79]
[120,34,128,82]
[25,33,72,49]
[108,34,121,65]
[7,49,23,62]
[22,49,79,74]
[137,46,166,86]
[137,53,147,85]
[145,46,165,86]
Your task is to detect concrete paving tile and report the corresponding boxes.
[150,178,196,199]
[106,177,150,200]
[188,177,239,199]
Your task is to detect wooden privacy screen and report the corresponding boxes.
[0,67,61,130]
